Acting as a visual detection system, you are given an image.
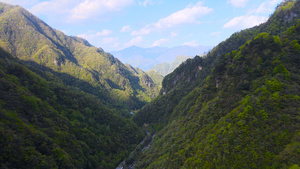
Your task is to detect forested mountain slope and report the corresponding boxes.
[133,0,300,168]
[149,55,192,77]
[0,47,144,168]
[0,2,154,168]
[0,2,159,115]
[145,70,164,87]
[133,0,300,127]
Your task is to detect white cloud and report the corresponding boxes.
[0,0,16,3]
[121,25,132,32]
[224,0,282,31]
[30,0,73,16]
[152,38,169,46]
[138,0,155,7]
[131,26,151,36]
[77,31,119,51]
[96,29,112,36]
[101,37,119,44]
[1,0,39,7]
[30,0,134,22]
[170,31,178,37]
[99,37,120,51]
[228,0,249,8]
[124,36,144,47]
[131,2,213,36]
[223,15,267,29]
[77,29,113,40]
[182,40,198,47]
[255,0,282,14]
[210,32,221,36]
[77,33,93,40]
[70,0,134,21]
[2,0,37,7]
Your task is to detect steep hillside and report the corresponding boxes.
[133,0,300,127]
[125,64,161,101]
[0,2,159,115]
[149,55,192,76]
[133,0,300,168]
[0,47,144,168]
[146,70,164,87]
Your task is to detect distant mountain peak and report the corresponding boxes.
[149,55,193,76]
[111,45,212,70]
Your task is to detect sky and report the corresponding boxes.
[0,0,283,52]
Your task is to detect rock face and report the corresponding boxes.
[284,12,298,21]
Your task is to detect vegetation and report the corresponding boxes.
[133,0,300,128]
[0,2,151,168]
[0,47,145,168]
[0,0,300,168]
[133,0,300,168]
[149,55,192,76]
[0,2,160,116]
[145,70,164,87]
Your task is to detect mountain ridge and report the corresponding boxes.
[0,0,299,168]
[132,0,300,168]
[133,0,300,132]
[149,55,193,76]
[0,2,159,168]
[0,2,160,114]
[110,45,212,71]
[0,45,145,168]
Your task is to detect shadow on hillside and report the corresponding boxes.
[23,60,110,103]
[22,60,147,110]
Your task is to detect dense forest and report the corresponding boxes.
[132,0,300,168]
[0,0,299,169]
[0,46,145,168]
[0,2,152,168]
[0,2,160,116]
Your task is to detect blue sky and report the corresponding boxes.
[1,0,283,52]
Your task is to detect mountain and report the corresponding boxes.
[0,46,144,168]
[1,0,300,168]
[0,2,160,115]
[110,45,212,71]
[0,2,152,168]
[110,45,168,71]
[155,45,209,63]
[132,0,300,168]
[149,55,193,76]
[145,70,164,87]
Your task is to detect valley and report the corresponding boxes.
[0,0,299,169]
